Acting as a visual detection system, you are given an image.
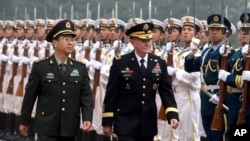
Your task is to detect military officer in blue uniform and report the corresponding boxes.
[102,22,179,141]
[19,20,93,141]
[185,14,232,141]
[218,12,250,127]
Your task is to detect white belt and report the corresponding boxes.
[172,86,190,93]
[206,85,219,90]
[228,87,242,93]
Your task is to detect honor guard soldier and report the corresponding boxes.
[19,19,93,141]
[199,20,209,51]
[102,22,179,141]
[218,12,250,132]
[185,14,232,141]
[80,19,96,42]
[71,19,82,60]
[45,19,55,35]
[166,16,202,141]
[45,19,55,58]
[146,19,165,56]
[1,20,18,141]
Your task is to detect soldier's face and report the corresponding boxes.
[36,26,46,38]
[26,27,35,39]
[171,28,181,42]
[74,28,82,39]
[181,26,195,43]
[208,27,224,44]
[53,35,74,55]
[152,28,162,43]
[200,30,208,44]
[238,29,249,46]
[5,27,15,38]
[109,27,119,42]
[16,27,25,39]
[130,37,152,57]
[81,27,87,39]
[100,27,109,42]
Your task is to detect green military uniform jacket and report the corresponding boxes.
[20,54,93,136]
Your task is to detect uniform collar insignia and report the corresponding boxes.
[50,59,53,64]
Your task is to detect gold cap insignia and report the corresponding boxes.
[143,24,149,31]
[66,21,71,28]
[185,17,190,22]
[213,16,219,22]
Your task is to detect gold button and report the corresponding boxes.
[62,99,66,102]
[75,80,78,83]
[143,85,146,89]
[143,78,146,81]
[142,93,145,96]
[142,101,145,104]
[117,109,120,111]
[62,90,66,94]
[62,108,65,111]
[41,112,45,115]
[62,82,66,85]
[48,80,51,83]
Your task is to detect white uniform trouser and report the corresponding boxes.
[172,86,201,141]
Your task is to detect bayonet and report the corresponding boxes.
[148,0,152,19]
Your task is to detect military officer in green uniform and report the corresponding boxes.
[102,22,179,141]
[19,20,93,141]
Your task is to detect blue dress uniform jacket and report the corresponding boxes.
[102,51,178,138]
[20,55,93,136]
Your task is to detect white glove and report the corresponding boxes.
[218,69,230,82]
[1,54,10,62]
[83,40,90,48]
[91,60,103,70]
[190,37,200,50]
[12,55,20,63]
[20,56,31,65]
[242,70,250,81]
[219,44,230,56]
[113,40,122,48]
[166,42,173,52]
[242,44,249,55]
[93,41,102,49]
[209,94,219,105]
[167,66,177,76]
[83,58,91,68]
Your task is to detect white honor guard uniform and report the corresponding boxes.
[166,16,202,141]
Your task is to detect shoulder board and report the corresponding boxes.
[115,54,121,60]
[160,56,165,60]
[35,58,46,63]
[71,58,84,64]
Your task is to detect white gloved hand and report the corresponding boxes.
[93,41,102,49]
[91,60,103,70]
[242,44,249,55]
[1,54,10,62]
[167,66,177,76]
[218,69,230,82]
[219,44,231,56]
[190,37,200,50]
[166,42,173,52]
[209,94,219,105]
[113,40,122,48]
[20,56,31,65]
[242,70,250,81]
[83,58,91,68]
[83,40,91,48]
[12,55,20,63]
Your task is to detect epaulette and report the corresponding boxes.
[35,58,46,63]
[115,54,121,60]
[71,58,84,64]
[160,56,166,60]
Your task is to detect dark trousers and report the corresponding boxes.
[118,135,153,141]
[38,135,75,141]
[202,115,228,141]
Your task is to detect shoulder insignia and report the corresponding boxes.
[35,58,46,63]
[115,54,121,60]
[160,56,165,60]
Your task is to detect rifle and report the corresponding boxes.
[158,3,173,120]
[45,42,50,58]
[16,45,28,96]
[0,44,7,93]
[92,2,101,108]
[7,45,19,95]
[236,50,250,125]
[237,8,250,125]
[211,27,229,131]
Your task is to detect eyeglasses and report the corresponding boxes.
[61,36,74,42]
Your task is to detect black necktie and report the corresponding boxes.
[140,59,146,75]
[59,63,66,76]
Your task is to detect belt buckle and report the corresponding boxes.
[239,95,243,102]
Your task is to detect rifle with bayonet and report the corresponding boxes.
[0,42,7,93]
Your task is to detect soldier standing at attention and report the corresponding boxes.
[102,22,179,141]
[19,20,93,141]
